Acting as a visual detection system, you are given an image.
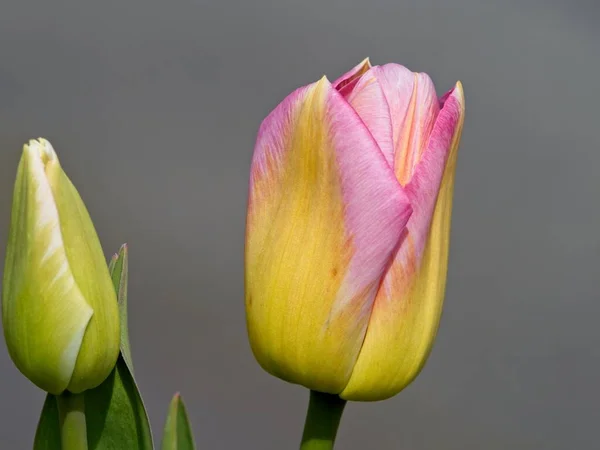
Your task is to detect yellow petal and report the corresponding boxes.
[246,78,411,393]
[341,83,465,401]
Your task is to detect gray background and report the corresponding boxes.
[0,0,598,448]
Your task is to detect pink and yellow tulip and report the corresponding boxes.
[245,59,465,401]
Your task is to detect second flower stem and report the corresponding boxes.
[56,392,88,450]
[300,390,347,450]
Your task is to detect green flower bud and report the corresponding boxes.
[2,139,120,394]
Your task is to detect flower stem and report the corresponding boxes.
[300,390,347,450]
[56,392,88,450]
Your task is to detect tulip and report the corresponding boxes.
[245,59,465,402]
[2,138,120,395]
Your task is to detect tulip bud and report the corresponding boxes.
[2,138,120,395]
[245,60,465,401]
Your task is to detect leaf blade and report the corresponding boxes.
[161,394,196,450]
[110,244,134,373]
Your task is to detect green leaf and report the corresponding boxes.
[33,245,154,449]
[161,394,196,450]
[107,253,117,277]
[85,355,153,449]
[110,244,134,374]
[33,395,61,449]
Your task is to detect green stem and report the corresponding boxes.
[56,392,88,450]
[300,390,347,450]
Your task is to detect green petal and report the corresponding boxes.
[45,147,120,393]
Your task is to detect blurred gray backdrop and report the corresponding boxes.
[1,0,599,448]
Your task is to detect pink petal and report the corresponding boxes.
[339,68,395,167]
[326,82,413,317]
[369,64,415,161]
[404,82,464,257]
[371,65,440,185]
[333,58,372,98]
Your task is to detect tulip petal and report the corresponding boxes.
[341,83,465,401]
[333,58,372,97]
[45,148,120,393]
[370,65,440,185]
[338,68,395,167]
[246,77,412,393]
[2,141,93,394]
